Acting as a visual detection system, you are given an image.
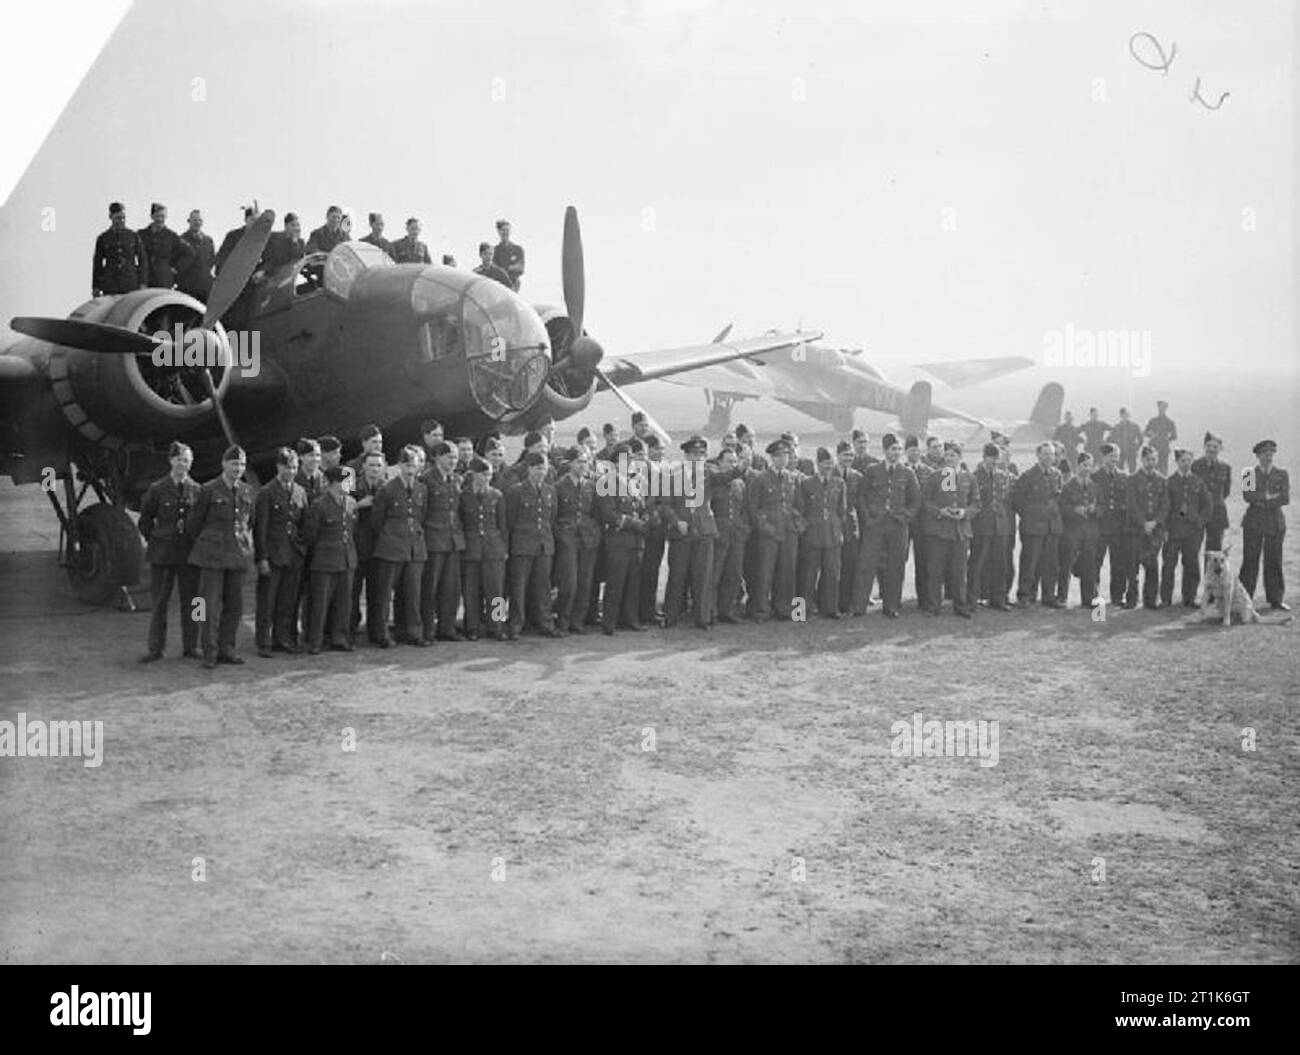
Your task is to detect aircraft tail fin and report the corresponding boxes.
[1029,382,1064,431]
[899,380,933,438]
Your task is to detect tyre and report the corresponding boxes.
[68,503,144,605]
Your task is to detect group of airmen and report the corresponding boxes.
[135,407,1290,668]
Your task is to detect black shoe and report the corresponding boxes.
[883,609,900,619]
[717,615,740,625]
[988,603,1009,611]
[330,642,354,652]
[202,656,218,670]
[1041,601,1063,610]
[568,625,587,636]
[182,648,201,659]
[138,651,163,664]
[1143,602,1158,611]
[307,646,321,655]
[1181,600,1199,609]
[405,638,430,647]
[1269,601,1290,612]
[541,627,563,638]
[257,647,273,659]
[376,637,394,650]
[602,626,615,636]
[217,654,245,665]
[272,642,299,654]
[957,608,973,619]
[824,612,844,620]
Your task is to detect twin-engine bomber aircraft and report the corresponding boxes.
[0,206,818,604]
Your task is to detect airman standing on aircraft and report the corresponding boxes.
[187,445,255,668]
[1191,431,1232,552]
[797,447,846,618]
[253,446,307,658]
[301,466,358,653]
[473,241,513,287]
[1162,448,1212,608]
[137,203,195,290]
[370,446,429,646]
[305,205,348,255]
[1013,441,1064,608]
[1239,439,1289,611]
[1109,408,1144,474]
[360,213,393,258]
[492,219,525,291]
[1144,401,1178,475]
[176,209,215,301]
[136,441,201,661]
[93,202,146,296]
[920,441,980,618]
[391,218,432,265]
[262,213,306,273]
[215,205,256,275]
[968,442,1013,610]
[1057,451,1100,607]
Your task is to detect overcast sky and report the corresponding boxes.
[1,0,1294,390]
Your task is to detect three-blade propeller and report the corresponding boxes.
[11,210,276,453]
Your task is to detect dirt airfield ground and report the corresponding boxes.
[0,469,1296,964]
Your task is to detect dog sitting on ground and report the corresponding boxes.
[1198,546,1260,626]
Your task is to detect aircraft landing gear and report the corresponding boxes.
[703,390,743,437]
[45,467,143,607]
[830,406,856,434]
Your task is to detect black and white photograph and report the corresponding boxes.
[0,0,1295,988]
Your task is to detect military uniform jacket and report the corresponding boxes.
[971,464,1014,537]
[798,472,846,548]
[1241,465,1289,535]
[187,476,255,571]
[254,477,308,566]
[295,469,326,507]
[420,467,465,552]
[371,477,429,563]
[138,473,200,565]
[305,225,347,255]
[262,232,305,273]
[921,467,981,540]
[460,487,508,561]
[176,230,216,300]
[1079,421,1110,457]
[1190,457,1232,532]
[505,480,557,556]
[861,462,920,526]
[500,458,558,491]
[1144,414,1177,451]
[748,467,802,543]
[1126,469,1171,532]
[1013,463,1064,536]
[1060,477,1100,540]
[1165,471,1213,538]
[662,466,722,541]
[360,233,393,258]
[555,476,602,549]
[138,225,195,289]
[1092,467,1128,535]
[492,241,525,282]
[711,475,750,545]
[851,454,879,478]
[92,227,146,294]
[1108,420,1143,455]
[597,492,646,553]
[838,466,864,542]
[391,236,432,264]
[353,473,386,562]
[303,493,358,572]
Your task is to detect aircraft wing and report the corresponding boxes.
[599,331,818,388]
[655,360,779,399]
[913,356,1035,388]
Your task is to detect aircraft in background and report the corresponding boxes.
[1,205,816,603]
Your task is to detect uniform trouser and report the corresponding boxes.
[148,562,199,655]
[838,536,859,613]
[196,567,244,660]
[508,552,555,633]
[308,568,354,649]
[255,558,302,648]
[1156,448,1171,475]
[665,537,716,627]
[350,558,379,638]
[1120,450,1137,473]
[462,557,506,635]
[1161,530,1203,605]
[638,534,667,623]
[743,531,760,613]
[420,549,462,639]
[1003,530,1016,598]
[926,536,971,613]
[554,539,599,631]
[1130,533,1160,605]
[1058,535,1099,606]
[1098,533,1132,603]
[1017,531,1059,603]
[800,543,841,617]
[907,529,930,609]
[295,552,313,644]
[1205,524,1226,552]
[968,534,1008,606]
[712,534,744,620]
[375,559,423,642]
[859,519,909,613]
[1239,530,1285,604]
[602,547,642,630]
[750,535,796,618]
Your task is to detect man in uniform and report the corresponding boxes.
[492,219,525,291]
[176,209,216,301]
[1057,451,1100,608]
[93,202,146,296]
[902,435,933,609]
[637,439,670,626]
[1013,441,1064,608]
[306,206,348,255]
[187,445,255,668]
[350,450,388,643]
[1125,445,1170,609]
[835,441,864,615]
[1144,401,1178,475]
[661,436,720,629]
[137,203,195,290]
[968,442,1014,610]
[1093,443,1130,607]
[1079,407,1111,464]
[850,429,877,477]
[1053,411,1082,470]
[253,446,308,658]
[302,466,359,653]
[1162,447,1213,608]
[474,241,513,287]
[747,439,803,621]
[553,448,602,635]
[993,432,1020,600]
[595,447,649,634]
[1191,431,1232,552]
[504,451,560,639]
[292,438,326,643]
[1109,407,1144,474]
[370,446,429,646]
[420,441,466,642]
[1239,439,1289,611]
[709,445,748,624]
[137,441,201,661]
[920,441,980,618]
[360,213,393,258]
[459,456,508,640]
[262,213,305,274]
[796,447,846,619]
[346,424,385,479]
[391,218,432,264]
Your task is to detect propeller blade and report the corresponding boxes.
[198,366,240,452]
[203,209,275,329]
[596,368,671,448]
[561,205,585,337]
[10,316,160,356]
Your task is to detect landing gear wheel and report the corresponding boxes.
[67,503,144,605]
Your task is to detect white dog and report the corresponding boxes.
[1198,546,1260,626]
